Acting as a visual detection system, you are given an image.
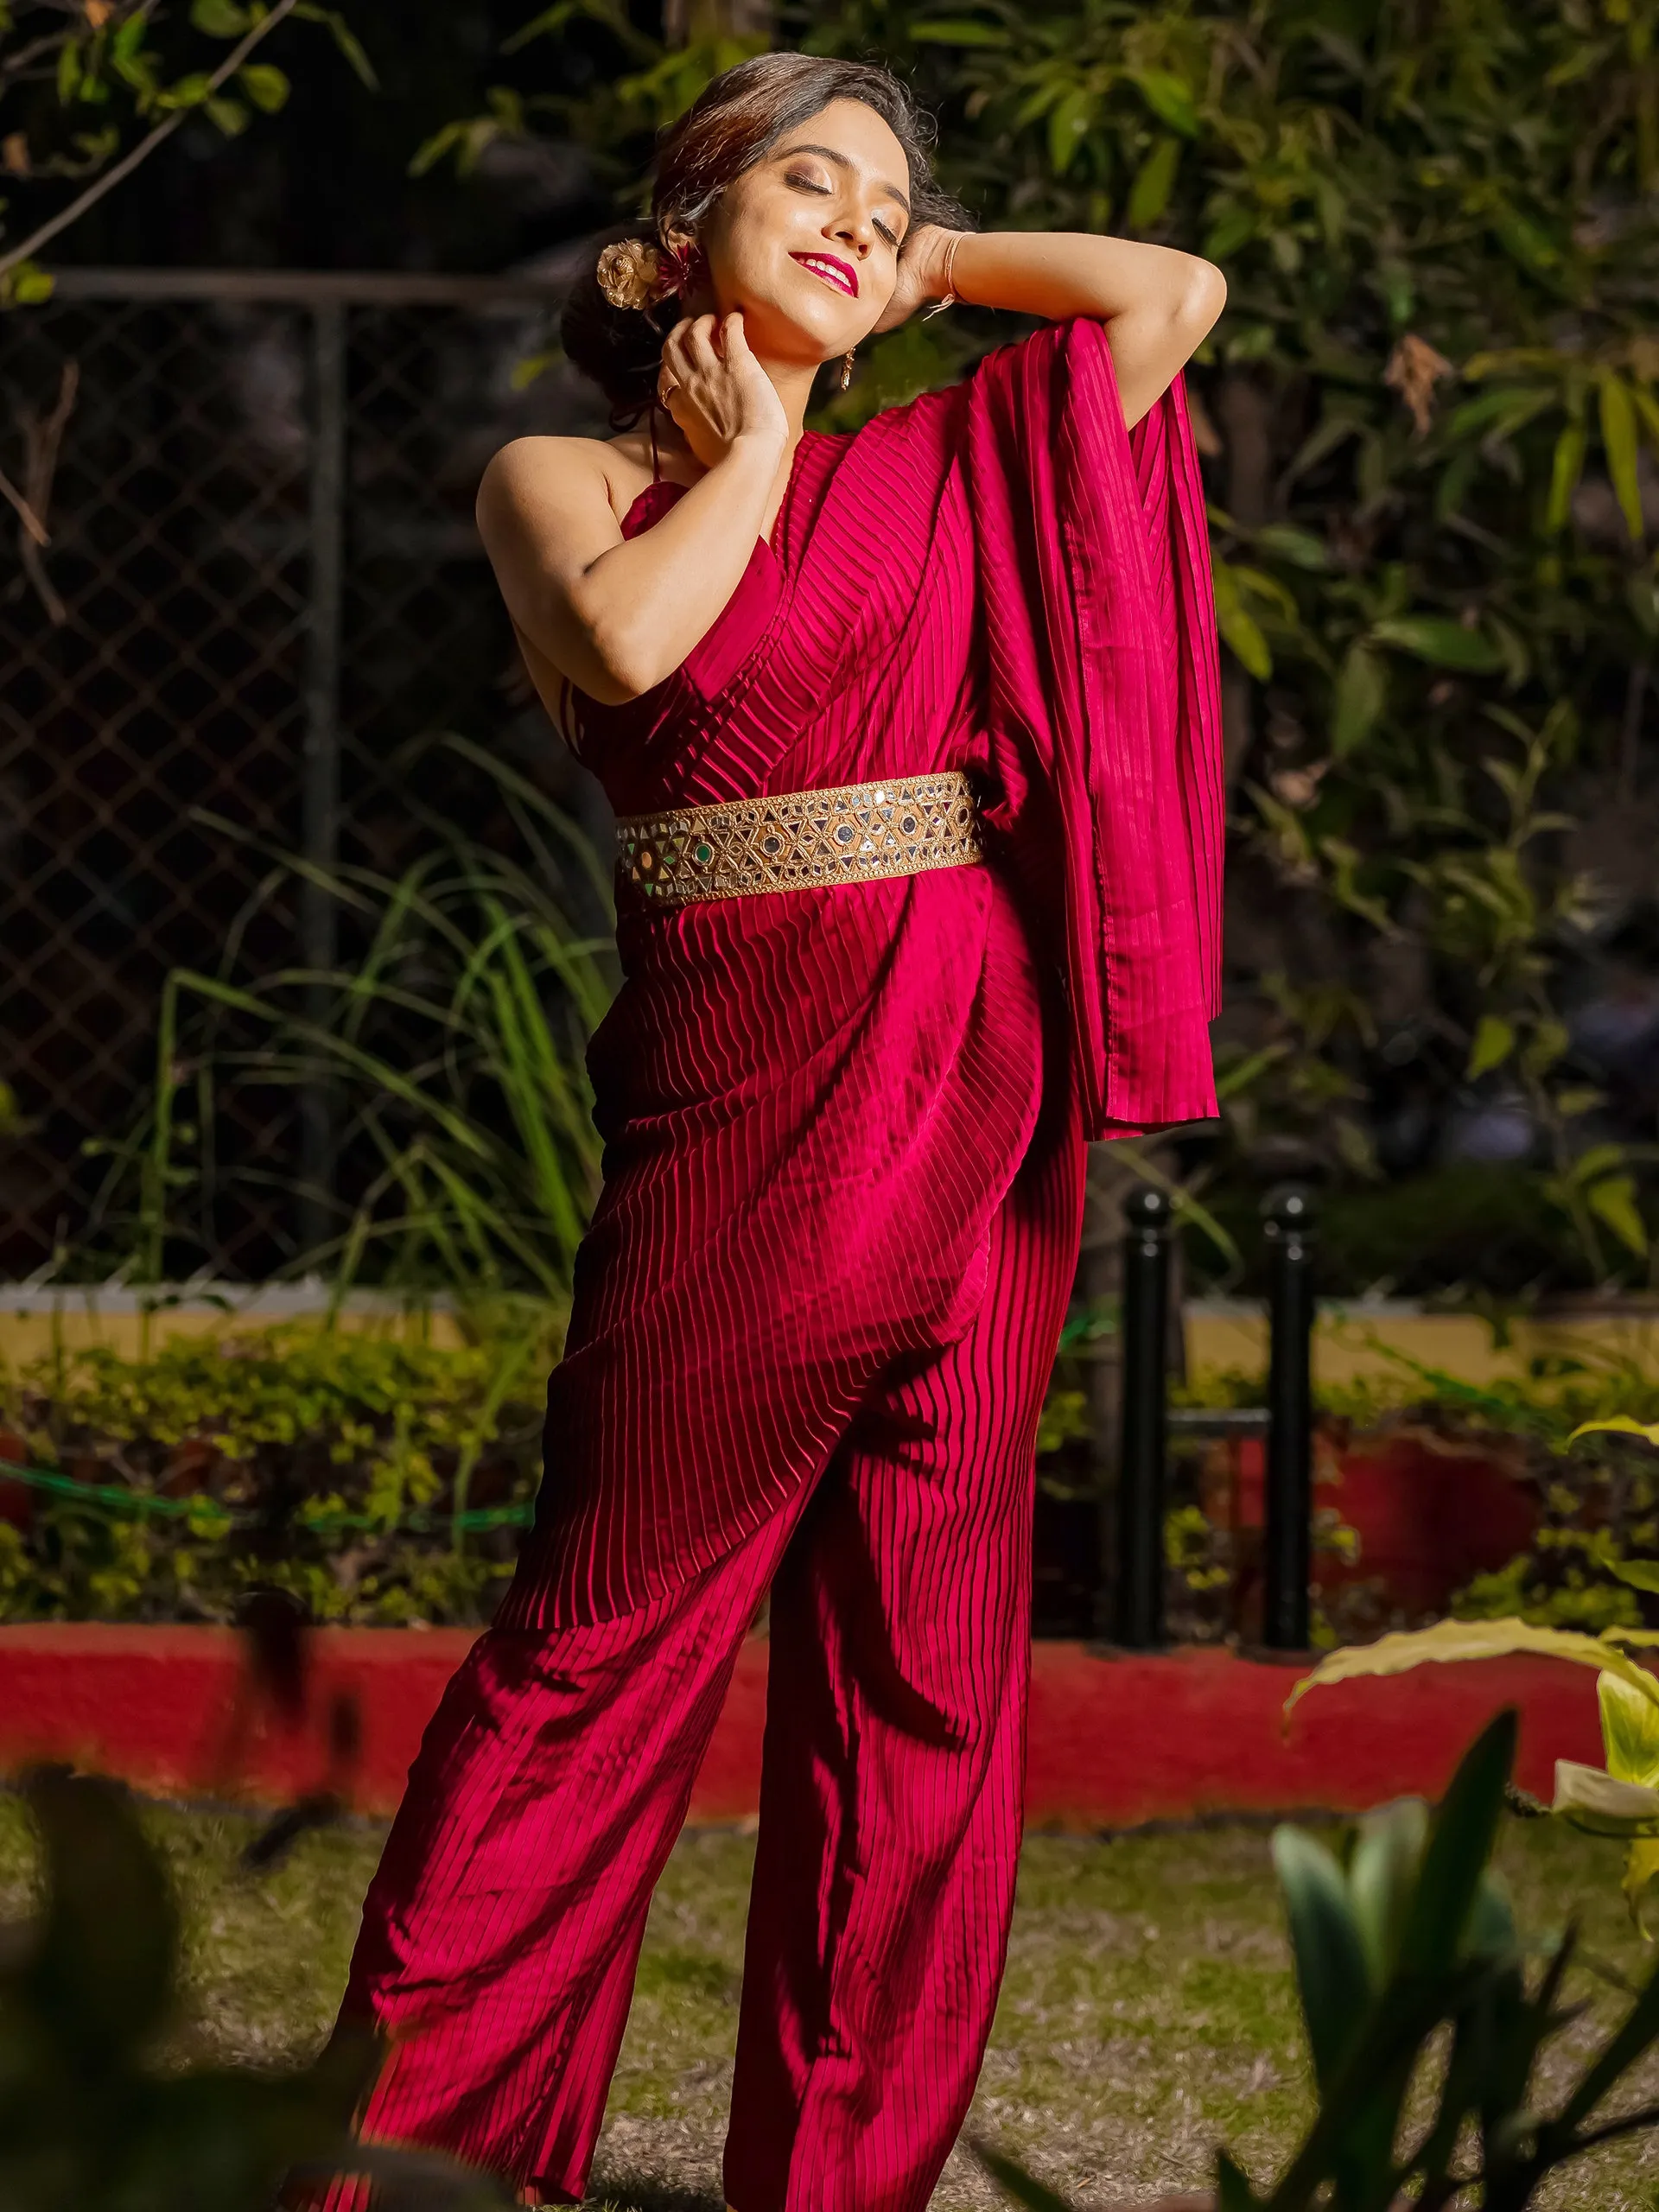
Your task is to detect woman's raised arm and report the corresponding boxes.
[889,228,1225,430]
[476,311,788,707]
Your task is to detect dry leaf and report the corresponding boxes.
[1384,334,1455,437]
[2,133,30,178]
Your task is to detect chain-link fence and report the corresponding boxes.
[2,267,620,1280]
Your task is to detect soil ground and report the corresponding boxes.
[1,1797,1655,2209]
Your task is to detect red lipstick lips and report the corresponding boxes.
[791,251,859,299]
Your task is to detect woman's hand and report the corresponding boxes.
[880,229,1227,427]
[658,310,788,470]
[870,224,957,335]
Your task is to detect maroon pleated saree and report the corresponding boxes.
[498,314,1223,1624]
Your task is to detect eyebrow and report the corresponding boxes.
[773,141,912,219]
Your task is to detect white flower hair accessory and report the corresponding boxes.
[595,238,679,313]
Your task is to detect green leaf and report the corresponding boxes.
[1395,1709,1517,1978]
[1446,385,1555,442]
[25,1770,178,2068]
[1127,134,1181,229]
[1552,1758,1659,1835]
[1624,1835,1659,1936]
[1128,67,1198,136]
[190,0,249,32]
[1046,86,1095,178]
[510,350,558,391]
[158,71,217,109]
[1466,1013,1516,1078]
[1572,1415,1659,1449]
[1254,524,1330,570]
[294,2,380,88]
[1492,207,1560,273]
[1602,1671,1659,1787]
[1347,1797,1429,1984]
[206,94,250,134]
[1203,206,1255,261]
[1332,643,1385,754]
[1547,414,1587,532]
[10,261,55,305]
[1287,1618,1659,1719]
[57,36,81,102]
[1370,613,1503,671]
[907,16,1011,41]
[1586,1171,1649,1258]
[238,61,290,111]
[1271,1826,1372,2086]
[1213,558,1272,679]
[1600,372,1646,543]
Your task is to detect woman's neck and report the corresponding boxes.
[763,357,820,442]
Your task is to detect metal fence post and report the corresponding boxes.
[1113,1185,1171,1649]
[300,298,346,1258]
[1262,1185,1316,1650]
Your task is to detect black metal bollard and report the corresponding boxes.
[1112,1185,1172,1649]
[1262,1185,1316,1651]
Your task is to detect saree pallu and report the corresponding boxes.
[499,315,1224,1626]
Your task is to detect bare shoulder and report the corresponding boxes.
[479,434,623,517]
[479,431,660,531]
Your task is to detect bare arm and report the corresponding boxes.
[475,313,787,706]
[889,229,1226,429]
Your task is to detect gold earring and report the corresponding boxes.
[838,349,855,392]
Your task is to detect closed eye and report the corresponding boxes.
[785,168,903,249]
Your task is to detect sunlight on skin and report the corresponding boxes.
[476,92,1224,717]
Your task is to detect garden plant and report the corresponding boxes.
[0,1323,546,1624]
[981,1711,1659,2212]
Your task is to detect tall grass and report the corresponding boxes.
[94,739,617,1315]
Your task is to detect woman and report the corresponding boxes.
[326,50,1224,2212]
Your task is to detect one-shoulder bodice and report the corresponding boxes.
[500,321,1223,1621]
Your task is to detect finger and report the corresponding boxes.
[683,315,722,374]
[721,309,751,360]
[660,321,693,378]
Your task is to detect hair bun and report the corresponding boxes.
[595,238,677,313]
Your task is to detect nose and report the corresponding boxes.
[826,202,876,257]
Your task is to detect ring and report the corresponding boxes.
[657,378,678,406]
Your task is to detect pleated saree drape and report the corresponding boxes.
[501,312,1223,1628]
[311,311,1223,2212]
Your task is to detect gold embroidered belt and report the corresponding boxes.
[614,769,986,907]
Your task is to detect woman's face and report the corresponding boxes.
[696,98,912,365]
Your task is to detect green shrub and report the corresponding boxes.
[0,1325,548,1627]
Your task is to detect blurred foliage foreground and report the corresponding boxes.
[0,1767,505,2212]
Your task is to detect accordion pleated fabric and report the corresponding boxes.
[499,315,1224,1626]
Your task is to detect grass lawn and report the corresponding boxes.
[2,1796,1656,2209]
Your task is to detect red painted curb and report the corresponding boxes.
[0,1626,1605,1827]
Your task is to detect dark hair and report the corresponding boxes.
[562,52,969,427]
